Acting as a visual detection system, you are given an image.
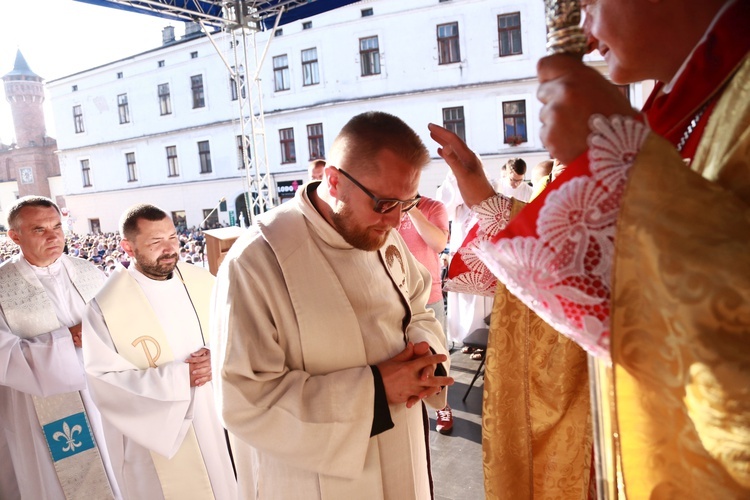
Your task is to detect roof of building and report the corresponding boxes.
[2,50,43,81]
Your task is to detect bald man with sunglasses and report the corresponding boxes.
[212,111,453,499]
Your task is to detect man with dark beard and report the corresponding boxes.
[82,204,237,499]
[212,111,453,499]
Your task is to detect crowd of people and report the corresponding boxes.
[0,227,210,275]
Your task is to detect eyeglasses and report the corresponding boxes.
[337,168,421,214]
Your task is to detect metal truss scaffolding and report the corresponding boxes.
[74,0,358,221]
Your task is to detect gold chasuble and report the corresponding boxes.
[96,264,216,500]
[609,57,750,498]
[483,189,593,500]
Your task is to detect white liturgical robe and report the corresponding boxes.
[0,254,120,500]
[492,178,533,203]
[83,265,237,500]
[212,184,449,499]
[437,174,494,343]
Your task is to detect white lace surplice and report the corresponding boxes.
[443,195,513,297]
[473,116,650,360]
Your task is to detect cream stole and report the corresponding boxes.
[96,264,215,500]
[0,255,114,500]
[257,201,413,498]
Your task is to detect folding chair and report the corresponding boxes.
[461,327,489,402]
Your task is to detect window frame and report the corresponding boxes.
[498,12,523,57]
[442,106,466,142]
[166,146,179,177]
[117,93,130,124]
[191,74,205,108]
[502,99,528,144]
[198,140,212,173]
[230,66,246,101]
[437,22,461,64]
[81,159,92,187]
[306,123,325,160]
[73,105,84,134]
[273,54,290,92]
[359,36,381,76]
[158,83,172,116]
[202,208,219,228]
[237,135,251,169]
[279,128,296,164]
[125,152,137,182]
[301,48,320,86]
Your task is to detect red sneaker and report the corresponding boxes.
[436,405,453,435]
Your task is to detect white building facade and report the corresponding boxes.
[48,0,646,234]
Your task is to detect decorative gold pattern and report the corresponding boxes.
[483,201,593,499]
[131,335,162,369]
[384,244,407,290]
[544,0,587,56]
[611,58,750,497]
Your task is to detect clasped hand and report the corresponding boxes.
[377,341,454,409]
[186,347,212,387]
[69,323,83,348]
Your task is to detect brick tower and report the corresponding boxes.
[3,50,46,147]
[0,50,60,199]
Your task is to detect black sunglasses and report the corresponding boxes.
[337,168,421,214]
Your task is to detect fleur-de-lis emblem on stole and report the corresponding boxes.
[53,421,83,452]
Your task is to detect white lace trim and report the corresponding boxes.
[474,115,650,360]
[443,195,513,296]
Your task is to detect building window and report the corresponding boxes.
[361,8,373,17]
[279,128,296,164]
[301,48,319,86]
[202,208,219,228]
[198,140,212,173]
[72,85,78,92]
[273,55,290,92]
[237,135,251,169]
[125,152,137,182]
[307,123,325,160]
[117,72,123,79]
[359,36,380,76]
[274,29,283,37]
[73,105,84,134]
[81,159,92,187]
[502,100,527,144]
[166,146,179,177]
[117,94,130,124]
[191,74,205,108]
[437,22,460,64]
[442,106,466,142]
[191,51,198,59]
[158,60,165,67]
[230,67,246,101]
[498,13,522,56]
[158,83,172,115]
[172,211,187,232]
[302,21,312,30]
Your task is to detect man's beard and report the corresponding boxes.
[135,249,179,279]
[330,201,390,251]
